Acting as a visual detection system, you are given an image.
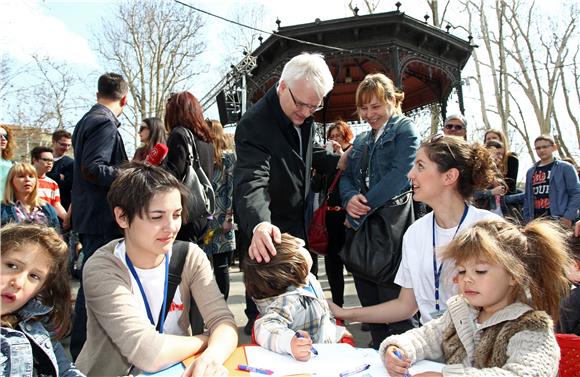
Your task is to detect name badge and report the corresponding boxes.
[430,309,445,319]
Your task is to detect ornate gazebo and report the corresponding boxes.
[240,6,473,125]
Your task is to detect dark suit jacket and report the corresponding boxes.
[164,125,214,242]
[47,155,74,209]
[72,104,128,236]
[234,86,338,247]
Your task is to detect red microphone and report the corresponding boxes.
[146,143,168,165]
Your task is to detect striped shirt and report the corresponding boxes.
[38,175,61,207]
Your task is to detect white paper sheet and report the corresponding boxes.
[244,345,445,377]
[245,343,366,376]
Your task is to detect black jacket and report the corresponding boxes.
[72,104,128,236]
[233,86,338,246]
[47,155,74,210]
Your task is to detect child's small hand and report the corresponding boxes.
[384,346,411,377]
[291,330,312,362]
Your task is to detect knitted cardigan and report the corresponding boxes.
[379,295,560,376]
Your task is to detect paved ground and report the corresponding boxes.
[66,255,372,353]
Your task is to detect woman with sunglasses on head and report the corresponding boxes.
[133,117,167,162]
[330,135,502,332]
[338,73,420,348]
[1,125,16,199]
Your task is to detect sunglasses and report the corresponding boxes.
[39,157,54,163]
[430,133,457,161]
[0,133,8,141]
[139,126,148,132]
[444,123,464,131]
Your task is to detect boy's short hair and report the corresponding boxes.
[534,135,555,145]
[244,233,309,300]
[52,130,72,142]
[98,72,128,100]
[107,162,188,226]
[31,146,52,161]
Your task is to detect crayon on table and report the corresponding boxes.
[237,364,274,375]
[339,363,371,377]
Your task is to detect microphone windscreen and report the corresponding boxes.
[146,143,169,166]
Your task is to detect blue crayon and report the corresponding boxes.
[294,331,319,355]
[237,364,274,375]
[393,350,411,377]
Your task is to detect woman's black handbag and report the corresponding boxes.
[340,190,414,286]
[181,129,215,240]
[339,132,415,286]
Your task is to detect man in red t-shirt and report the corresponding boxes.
[31,146,68,222]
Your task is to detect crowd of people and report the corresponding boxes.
[1,52,579,377]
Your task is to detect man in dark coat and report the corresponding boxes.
[70,72,129,359]
[234,53,341,333]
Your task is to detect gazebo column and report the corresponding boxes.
[391,47,402,87]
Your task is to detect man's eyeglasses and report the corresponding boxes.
[57,141,72,148]
[39,158,54,163]
[534,144,554,151]
[430,133,457,161]
[444,123,464,131]
[288,87,323,113]
[0,133,8,141]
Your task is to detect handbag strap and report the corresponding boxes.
[326,170,343,198]
[182,127,203,170]
[359,132,372,194]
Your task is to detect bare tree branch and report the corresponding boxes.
[95,0,206,146]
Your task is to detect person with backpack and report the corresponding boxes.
[75,163,237,377]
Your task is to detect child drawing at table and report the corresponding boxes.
[244,233,349,361]
[1,223,83,376]
[381,218,571,377]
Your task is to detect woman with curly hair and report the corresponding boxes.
[331,135,502,339]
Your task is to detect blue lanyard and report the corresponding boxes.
[432,204,469,312]
[125,252,169,333]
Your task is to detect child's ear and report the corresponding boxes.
[114,207,129,229]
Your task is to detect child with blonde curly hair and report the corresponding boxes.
[382,218,571,377]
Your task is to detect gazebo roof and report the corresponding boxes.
[245,8,473,123]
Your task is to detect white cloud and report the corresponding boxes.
[0,0,99,67]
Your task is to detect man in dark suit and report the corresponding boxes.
[70,72,129,359]
[234,53,342,333]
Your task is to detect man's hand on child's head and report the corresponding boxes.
[249,222,281,263]
[291,330,313,362]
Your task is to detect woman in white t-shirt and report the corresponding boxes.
[329,134,502,326]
